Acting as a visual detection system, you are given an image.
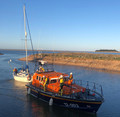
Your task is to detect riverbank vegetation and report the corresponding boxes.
[19,52,120,72]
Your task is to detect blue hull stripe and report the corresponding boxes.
[28,87,102,113]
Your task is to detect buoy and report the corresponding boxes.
[27,88,31,94]
[49,98,53,106]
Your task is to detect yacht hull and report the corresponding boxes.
[14,74,32,82]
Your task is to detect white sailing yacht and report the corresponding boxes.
[13,5,32,82]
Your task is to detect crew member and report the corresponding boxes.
[59,75,64,96]
[43,76,47,91]
[69,72,73,80]
[27,73,31,81]
[39,66,45,72]
[42,67,45,72]
[13,68,17,75]
[68,72,73,85]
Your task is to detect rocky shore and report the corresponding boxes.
[19,52,120,73]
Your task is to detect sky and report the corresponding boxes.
[0,0,120,51]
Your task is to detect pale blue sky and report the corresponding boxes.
[0,0,120,51]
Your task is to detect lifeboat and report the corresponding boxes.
[26,63,104,113]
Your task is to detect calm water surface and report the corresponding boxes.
[0,50,120,117]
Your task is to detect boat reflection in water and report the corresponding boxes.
[27,96,97,117]
[26,61,104,113]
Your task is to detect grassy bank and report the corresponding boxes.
[19,52,120,73]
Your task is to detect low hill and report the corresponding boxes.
[95,49,118,52]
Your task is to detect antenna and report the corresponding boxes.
[52,50,55,70]
[23,5,28,65]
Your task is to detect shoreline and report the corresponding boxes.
[1,49,120,53]
[18,52,120,73]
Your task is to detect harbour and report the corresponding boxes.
[0,50,120,117]
[1,0,120,116]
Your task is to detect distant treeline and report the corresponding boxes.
[95,49,118,52]
[0,53,3,55]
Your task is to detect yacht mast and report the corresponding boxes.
[23,5,28,65]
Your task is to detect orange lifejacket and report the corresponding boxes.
[68,79,73,85]
[69,74,73,80]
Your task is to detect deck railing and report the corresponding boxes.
[74,79,103,97]
[28,79,104,100]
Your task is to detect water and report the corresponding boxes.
[0,50,120,117]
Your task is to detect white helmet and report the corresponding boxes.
[43,76,45,78]
[70,72,72,75]
[60,75,63,78]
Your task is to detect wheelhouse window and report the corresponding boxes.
[41,77,43,81]
[36,76,39,80]
[39,76,41,81]
[50,79,57,83]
